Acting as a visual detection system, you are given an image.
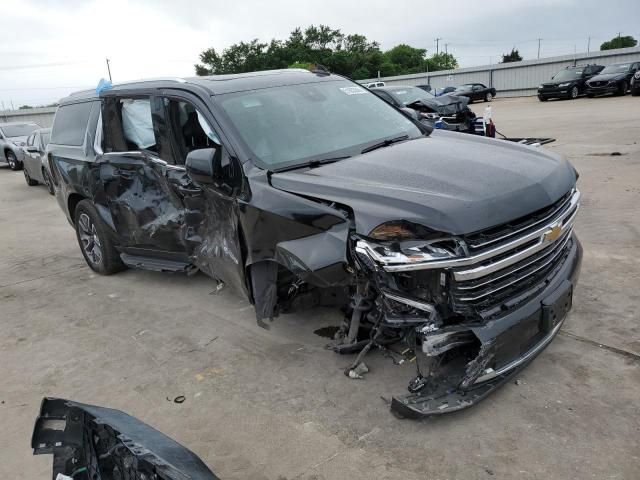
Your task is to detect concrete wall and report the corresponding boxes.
[0,106,57,128]
[359,46,640,97]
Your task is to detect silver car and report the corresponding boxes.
[22,127,54,194]
[0,122,41,170]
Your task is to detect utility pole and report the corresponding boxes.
[106,58,112,82]
[444,43,449,55]
[537,38,542,59]
[434,38,442,55]
[587,36,591,53]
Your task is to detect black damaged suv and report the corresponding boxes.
[47,69,582,417]
[537,64,604,101]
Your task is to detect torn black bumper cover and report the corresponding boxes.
[390,238,582,418]
[32,397,219,480]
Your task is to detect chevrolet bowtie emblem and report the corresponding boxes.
[544,224,563,242]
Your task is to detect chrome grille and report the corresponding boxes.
[450,190,579,318]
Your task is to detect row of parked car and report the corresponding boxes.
[538,62,640,100]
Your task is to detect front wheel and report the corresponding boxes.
[74,200,125,275]
[538,95,547,102]
[632,88,640,97]
[616,81,627,96]
[23,168,38,186]
[6,151,21,171]
[484,92,493,102]
[569,86,579,99]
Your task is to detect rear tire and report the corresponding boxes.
[484,92,493,102]
[6,151,21,171]
[42,168,55,195]
[632,88,640,97]
[23,169,38,186]
[538,95,547,102]
[616,81,627,96]
[74,200,126,275]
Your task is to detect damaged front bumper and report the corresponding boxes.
[32,397,219,479]
[390,236,582,418]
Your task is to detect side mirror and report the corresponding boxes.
[25,146,39,153]
[185,148,218,185]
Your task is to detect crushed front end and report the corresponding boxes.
[336,189,582,417]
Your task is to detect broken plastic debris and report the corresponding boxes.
[346,362,369,379]
[173,395,186,404]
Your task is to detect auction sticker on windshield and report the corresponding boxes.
[340,86,366,95]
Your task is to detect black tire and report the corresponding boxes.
[74,200,125,275]
[6,151,21,171]
[569,86,579,100]
[484,92,493,102]
[632,88,640,97]
[23,168,38,186]
[616,81,627,96]
[42,168,55,195]
[538,95,547,102]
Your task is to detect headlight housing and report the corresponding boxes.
[538,85,544,89]
[357,221,466,266]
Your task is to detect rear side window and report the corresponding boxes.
[51,102,93,146]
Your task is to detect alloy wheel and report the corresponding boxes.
[571,86,578,99]
[78,213,103,266]
[7,152,17,169]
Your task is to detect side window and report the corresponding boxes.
[51,102,93,146]
[161,98,220,165]
[103,96,158,154]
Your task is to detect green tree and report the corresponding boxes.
[501,48,523,63]
[195,25,459,79]
[600,35,637,50]
[428,52,459,71]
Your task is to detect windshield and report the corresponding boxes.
[553,69,583,81]
[217,80,422,170]
[600,64,630,74]
[1,123,39,138]
[388,87,436,105]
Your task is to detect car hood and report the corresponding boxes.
[410,94,469,115]
[588,72,627,83]
[541,80,576,87]
[270,132,576,236]
[6,135,28,144]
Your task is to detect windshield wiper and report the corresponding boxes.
[271,156,351,173]
[361,135,409,154]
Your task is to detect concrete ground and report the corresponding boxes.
[1,94,639,479]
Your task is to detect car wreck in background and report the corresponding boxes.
[32,397,219,479]
[370,85,477,133]
[47,69,581,417]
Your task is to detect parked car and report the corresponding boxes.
[448,83,496,103]
[436,86,456,96]
[48,69,581,417]
[630,70,640,96]
[585,62,640,97]
[370,85,476,132]
[363,81,385,88]
[0,121,41,170]
[22,127,55,194]
[537,64,604,101]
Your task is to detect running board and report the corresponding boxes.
[120,253,193,273]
